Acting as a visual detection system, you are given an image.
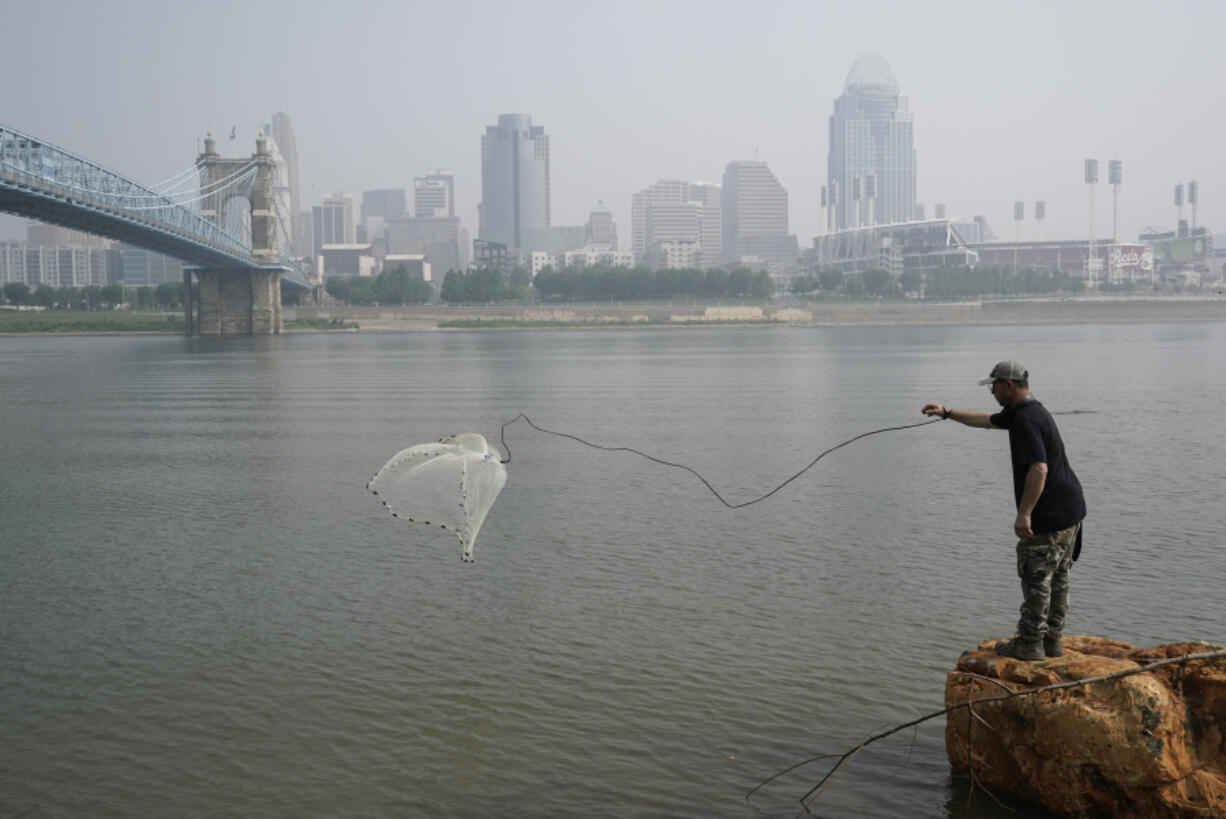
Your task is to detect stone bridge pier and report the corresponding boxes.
[188,132,282,335]
[187,268,282,334]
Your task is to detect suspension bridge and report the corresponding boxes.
[0,124,316,334]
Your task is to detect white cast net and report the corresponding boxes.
[367,433,508,562]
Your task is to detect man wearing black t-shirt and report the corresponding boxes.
[922,360,1086,661]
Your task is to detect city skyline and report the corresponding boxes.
[2,0,1224,251]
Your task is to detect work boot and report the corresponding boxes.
[995,636,1044,661]
[1044,633,1064,657]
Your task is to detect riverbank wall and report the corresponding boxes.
[285,297,1226,332]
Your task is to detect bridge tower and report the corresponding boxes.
[188,131,282,334]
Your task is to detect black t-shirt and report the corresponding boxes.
[989,398,1086,533]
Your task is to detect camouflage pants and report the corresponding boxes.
[1015,522,1081,641]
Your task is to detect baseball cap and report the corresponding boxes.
[978,360,1029,385]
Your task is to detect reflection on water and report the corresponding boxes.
[1,324,1223,817]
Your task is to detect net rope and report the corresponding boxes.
[498,413,944,509]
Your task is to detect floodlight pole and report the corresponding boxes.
[1085,160,1098,288]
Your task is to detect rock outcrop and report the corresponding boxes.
[945,636,1226,818]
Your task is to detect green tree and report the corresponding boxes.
[376,264,415,305]
[749,271,774,298]
[468,267,508,302]
[727,268,753,296]
[862,268,894,296]
[818,269,844,292]
[508,265,532,288]
[32,285,57,308]
[440,270,468,303]
[3,281,31,305]
[155,282,182,309]
[134,286,156,310]
[790,275,818,294]
[899,270,923,294]
[100,284,125,309]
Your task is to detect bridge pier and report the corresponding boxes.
[193,268,282,335]
[183,270,195,335]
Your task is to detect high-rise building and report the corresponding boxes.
[361,189,406,242]
[828,52,916,230]
[721,160,797,272]
[479,113,550,255]
[585,202,617,250]
[385,216,470,275]
[415,171,454,218]
[312,193,356,259]
[632,180,721,269]
[270,113,301,254]
[262,123,294,257]
[0,237,118,286]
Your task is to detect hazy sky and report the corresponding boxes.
[3,0,1223,247]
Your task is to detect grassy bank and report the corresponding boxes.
[283,317,359,331]
[0,311,184,333]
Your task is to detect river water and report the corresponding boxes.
[2,323,1223,818]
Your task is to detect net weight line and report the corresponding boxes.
[499,413,944,509]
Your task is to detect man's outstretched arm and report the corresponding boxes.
[921,403,997,429]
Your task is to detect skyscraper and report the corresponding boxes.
[361,189,406,241]
[828,52,916,230]
[632,179,721,269]
[415,171,454,218]
[262,123,294,256]
[270,113,301,254]
[312,193,356,259]
[584,202,617,250]
[721,160,796,271]
[479,113,550,255]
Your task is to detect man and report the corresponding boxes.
[922,360,1086,661]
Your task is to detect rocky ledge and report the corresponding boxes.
[945,635,1226,818]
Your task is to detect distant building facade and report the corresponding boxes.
[385,216,470,275]
[312,193,356,260]
[382,254,431,282]
[814,219,978,276]
[585,202,617,250]
[118,245,183,285]
[414,171,455,218]
[319,243,375,277]
[632,179,721,269]
[828,52,916,230]
[721,160,797,276]
[361,189,407,242]
[480,113,551,254]
[0,226,120,286]
[270,112,302,254]
[262,123,294,257]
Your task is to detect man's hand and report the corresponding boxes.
[1014,511,1034,539]
[921,403,945,417]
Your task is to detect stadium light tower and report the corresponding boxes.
[1013,200,1024,283]
[1035,200,1046,241]
[1083,159,1103,288]
[1085,159,1099,287]
[1188,179,1199,234]
[1108,160,1122,243]
[1175,183,1184,234]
